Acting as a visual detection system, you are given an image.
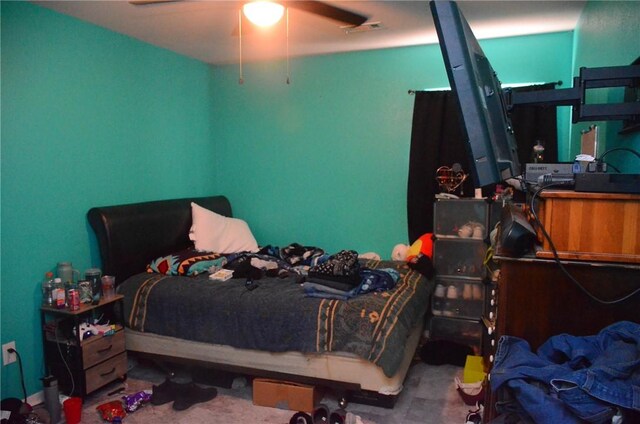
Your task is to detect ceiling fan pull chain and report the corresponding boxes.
[238,9,244,85]
[286,7,290,85]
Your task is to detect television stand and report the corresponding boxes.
[535,190,640,263]
[482,190,640,421]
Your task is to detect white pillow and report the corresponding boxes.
[189,202,259,253]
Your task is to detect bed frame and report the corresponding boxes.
[87,195,423,406]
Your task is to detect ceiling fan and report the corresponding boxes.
[130,1,368,84]
[130,1,369,29]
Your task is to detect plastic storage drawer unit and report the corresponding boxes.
[432,278,485,319]
[429,316,483,353]
[433,239,488,279]
[433,199,489,239]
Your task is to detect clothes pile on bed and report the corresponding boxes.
[147,243,409,301]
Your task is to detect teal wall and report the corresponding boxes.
[5,0,618,401]
[211,32,573,254]
[1,2,216,399]
[571,0,640,171]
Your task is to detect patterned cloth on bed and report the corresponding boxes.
[118,259,432,377]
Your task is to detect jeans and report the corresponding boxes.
[490,321,640,424]
[303,268,400,300]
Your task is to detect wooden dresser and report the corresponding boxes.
[535,190,640,263]
[483,190,640,421]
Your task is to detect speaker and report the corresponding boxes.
[499,204,536,256]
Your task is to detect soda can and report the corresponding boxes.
[54,287,66,309]
[69,289,80,311]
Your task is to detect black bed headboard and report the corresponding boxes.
[87,196,232,284]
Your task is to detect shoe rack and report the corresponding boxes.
[428,198,491,354]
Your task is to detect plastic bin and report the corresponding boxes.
[429,316,483,353]
[433,239,488,279]
[433,199,489,239]
[432,278,485,319]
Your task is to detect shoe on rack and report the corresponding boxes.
[289,411,313,424]
[172,382,218,411]
[151,378,183,406]
[313,404,330,423]
[329,408,347,424]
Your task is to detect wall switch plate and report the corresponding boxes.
[2,341,16,365]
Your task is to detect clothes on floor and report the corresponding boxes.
[489,321,640,424]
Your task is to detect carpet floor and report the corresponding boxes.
[74,356,477,423]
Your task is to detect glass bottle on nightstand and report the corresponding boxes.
[41,272,54,307]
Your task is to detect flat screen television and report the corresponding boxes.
[430,0,521,187]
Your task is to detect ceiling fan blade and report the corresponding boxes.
[285,1,367,27]
[133,0,367,35]
[129,0,180,5]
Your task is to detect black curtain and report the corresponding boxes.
[407,84,557,243]
[509,84,559,167]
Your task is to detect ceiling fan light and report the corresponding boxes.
[243,1,285,27]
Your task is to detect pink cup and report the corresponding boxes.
[101,275,116,300]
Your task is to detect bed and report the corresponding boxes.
[87,195,434,406]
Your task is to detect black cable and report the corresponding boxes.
[529,184,640,305]
[44,322,76,396]
[55,326,76,396]
[599,147,640,162]
[607,163,621,173]
[8,348,28,404]
[592,146,640,173]
[598,147,640,172]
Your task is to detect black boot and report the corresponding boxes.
[150,378,182,406]
[172,382,218,411]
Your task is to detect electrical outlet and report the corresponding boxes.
[2,341,16,365]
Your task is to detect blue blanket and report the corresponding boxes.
[118,259,432,377]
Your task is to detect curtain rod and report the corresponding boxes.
[408,80,563,95]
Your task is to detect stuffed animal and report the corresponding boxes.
[392,233,434,261]
[391,244,409,261]
[406,233,434,261]
[392,233,434,279]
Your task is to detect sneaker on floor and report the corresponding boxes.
[151,378,183,406]
[172,382,218,411]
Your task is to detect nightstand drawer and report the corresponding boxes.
[82,329,125,369]
[85,351,127,394]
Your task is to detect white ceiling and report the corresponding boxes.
[33,1,587,65]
